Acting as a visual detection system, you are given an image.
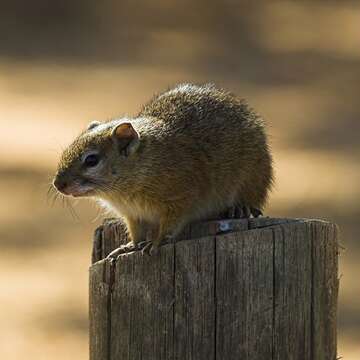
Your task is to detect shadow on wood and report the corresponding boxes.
[89,217,338,360]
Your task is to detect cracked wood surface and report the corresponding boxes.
[89,217,338,360]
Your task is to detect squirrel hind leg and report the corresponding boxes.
[152,214,186,246]
[124,217,148,245]
[138,213,186,256]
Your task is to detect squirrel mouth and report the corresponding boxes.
[54,183,95,197]
[67,187,95,197]
[70,189,94,197]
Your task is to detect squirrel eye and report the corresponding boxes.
[84,153,100,167]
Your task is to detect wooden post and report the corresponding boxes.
[89,217,338,360]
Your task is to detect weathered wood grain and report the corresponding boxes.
[174,236,216,360]
[89,259,111,360]
[110,244,175,360]
[216,228,273,359]
[89,217,338,360]
[311,221,339,360]
[272,222,312,359]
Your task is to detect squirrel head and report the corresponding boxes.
[53,119,140,198]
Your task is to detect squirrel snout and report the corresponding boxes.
[53,175,68,193]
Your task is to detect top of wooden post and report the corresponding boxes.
[92,216,335,264]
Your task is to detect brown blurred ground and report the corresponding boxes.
[0,1,359,359]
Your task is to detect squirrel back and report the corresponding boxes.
[134,83,273,210]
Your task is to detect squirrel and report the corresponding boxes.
[53,83,273,255]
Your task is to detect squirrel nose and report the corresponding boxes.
[53,176,68,192]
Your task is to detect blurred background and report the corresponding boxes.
[0,1,359,359]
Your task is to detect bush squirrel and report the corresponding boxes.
[53,84,273,254]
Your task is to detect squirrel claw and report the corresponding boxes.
[141,241,153,256]
[250,207,263,218]
[139,241,160,256]
[233,205,263,219]
[106,246,126,261]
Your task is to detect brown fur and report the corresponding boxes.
[54,83,274,250]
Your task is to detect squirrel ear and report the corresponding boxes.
[111,122,140,156]
[87,121,101,130]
